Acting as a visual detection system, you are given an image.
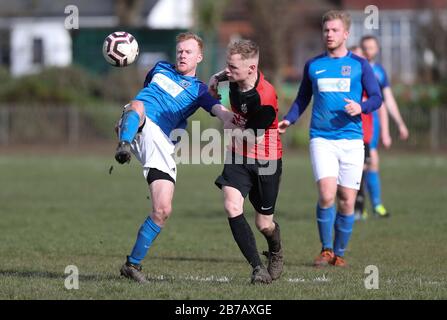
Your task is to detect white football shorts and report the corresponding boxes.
[309,137,364,190]
[131,117,177,182]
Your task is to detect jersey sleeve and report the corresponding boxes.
[284,61,313,124]
[260,86,278,110]
[378,65,390,89]
[142,64,158,88]
[360,60,383,114]
[196,83,220,114]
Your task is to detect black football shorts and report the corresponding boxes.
[215,152,282,215]
[364,142,371,165]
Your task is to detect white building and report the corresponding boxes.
[0,0,193,77]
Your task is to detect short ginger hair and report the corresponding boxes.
[176,32,204,53]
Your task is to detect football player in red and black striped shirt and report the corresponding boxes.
[209,40,283,284]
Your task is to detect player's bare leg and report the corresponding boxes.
[148,180,175,227]
[255,213,283,280]
[121,179,174,283]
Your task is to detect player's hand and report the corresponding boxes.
[223,119,238,130]
[398,123,409,140]
[231,113,247,128]
[381,133,392,149]
[344,99,362,116]
[208,76,221,100]
[224,114,245,135]
[230,128,259,150]
[278,120,290,134]
[115,141,131,164]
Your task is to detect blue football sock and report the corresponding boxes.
[333,213,355,257]
[366,170,382,208]
[119,110,140,143]
[316,204,336,250]
[128,217,161,265]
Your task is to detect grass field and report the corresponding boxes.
[0,151,446,300]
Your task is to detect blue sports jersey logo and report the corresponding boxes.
[341,66,351,76]
[179,80,191,89]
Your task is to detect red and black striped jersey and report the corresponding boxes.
[229,72,282,160]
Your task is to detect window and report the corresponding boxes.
[32,38,44,65]
[351,11,415,83]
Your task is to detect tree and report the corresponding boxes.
[245,0,296,87]
[416,10,447,83]
[194,0,229,79]
[115,0,144,27]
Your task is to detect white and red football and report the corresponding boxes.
[102,31,139,67]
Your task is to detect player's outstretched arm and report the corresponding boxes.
[282,62,312,129]
[382,87,409,140]
[378,103,392,148]
[211,104,235,126]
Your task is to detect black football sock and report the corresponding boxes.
[261,221,282,253]
[355,170,367,213]
[228,214,263,268]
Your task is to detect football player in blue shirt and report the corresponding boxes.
[278,11,382,267]
[361,35,409,218]
[114,32,234,283]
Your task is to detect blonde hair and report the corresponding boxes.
[227,39,259,60]
[322,10,351,31]
[176,32,204,52]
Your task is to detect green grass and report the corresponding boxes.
[0,152,446,299]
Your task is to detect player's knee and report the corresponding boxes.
[129,100,145,122]
[319,193,335,207]
[338,198,355,213]
[254,215,273,232]
[369,152,379,169]
[369,162,379,171]
[224,200,242,217]
[152,204,172,222]
[257,224,274,235]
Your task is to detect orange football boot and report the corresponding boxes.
[330,255,347,267]
[313,249,335,267]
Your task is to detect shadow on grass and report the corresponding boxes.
[151,255,242,264]
[0,269,120,282]
[0,255,312,284]
[151,255,310,269]
[0,269,231,284]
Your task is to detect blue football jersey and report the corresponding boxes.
[369,62,390,131]
[134,61,219,137]
[370,62,390,91]
[284,51,382,140]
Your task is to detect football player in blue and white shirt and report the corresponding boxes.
[361,35,409,218]
[279,11,382,267]
[115,32,234,283]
